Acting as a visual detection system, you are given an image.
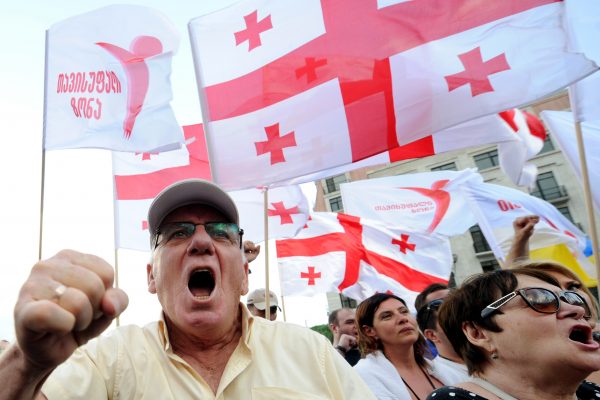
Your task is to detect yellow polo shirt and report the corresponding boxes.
[42,305,375,399]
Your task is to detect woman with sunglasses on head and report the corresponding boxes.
[427,267,600,400]
[354,293,461,400]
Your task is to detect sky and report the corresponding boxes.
[0,0,329,341]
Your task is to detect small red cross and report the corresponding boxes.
[300,266,321,286]
[392,234,416,254]
[268,201,300,225]
[234,10,272,51]
[295,57,328,83]
[445,47,510,97]
[255,123,297,165]
[141,220,149,230]
[134,151,159,161]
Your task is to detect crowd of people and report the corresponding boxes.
[0,178,599,399]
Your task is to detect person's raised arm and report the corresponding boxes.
[504,215,539,268]
[1,250,128,400]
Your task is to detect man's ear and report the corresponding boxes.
[423,328,440,344]
[147,263,157,294]
[329,323,339,335]
[462,321,494,353]
[240,259,249,296]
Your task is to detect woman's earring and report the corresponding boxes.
[491,351,499,360]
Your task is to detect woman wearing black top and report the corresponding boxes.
[427,266,600,400]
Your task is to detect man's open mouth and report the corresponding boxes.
[188,269,215,299]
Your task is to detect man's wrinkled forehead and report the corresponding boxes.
[161,203,229,225]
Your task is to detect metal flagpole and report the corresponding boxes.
[569,88,600,303]
[38,30,50,260]
[263,187,271,320]
[110,159,121,326]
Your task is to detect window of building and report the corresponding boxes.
[530,172,566,201]
[539,133,555,154]
[325,174,347,193]
[470,225,491,253]
[329,196,343,212]
[339,294,357,308]
[481,259,500,272]
[473,149,499,170]
[431,162,457,172]
[556,205,574,223]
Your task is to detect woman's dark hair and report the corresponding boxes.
[438,267,560,375]
[356,292,428,368]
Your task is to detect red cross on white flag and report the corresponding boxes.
[276,212,451,309]
[189,0,596,190]
[230,185,310,244]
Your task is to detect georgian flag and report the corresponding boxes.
[112,124,309,250]
[276,212,451,310]
[189,0,596,190]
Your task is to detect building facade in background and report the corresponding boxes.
[316,92,598,311]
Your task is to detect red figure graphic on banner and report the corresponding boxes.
[400,179,451,234]
[96,36,162,139]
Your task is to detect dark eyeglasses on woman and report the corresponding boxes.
[481,287,592,320]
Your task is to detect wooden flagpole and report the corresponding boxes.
[263,187,271,320]
[569,88,600,301]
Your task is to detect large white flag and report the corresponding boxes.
[461,180,595,281]
[45,5,182,152]
[541,110,600,213]
[340,169,482,236]
[189,1,596,189]
[565,0,600,122]
[276,212,452,310]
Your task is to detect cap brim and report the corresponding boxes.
[148,179,239,235]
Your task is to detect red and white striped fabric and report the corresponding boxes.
[45,5,183,152]
[189,0,596,189]
[276,212,451,310]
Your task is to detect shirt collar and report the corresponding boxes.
[157,303,255,352]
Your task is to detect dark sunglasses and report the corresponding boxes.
[154,221,244,249]
[425,298,443,311]
[481,287,592,320]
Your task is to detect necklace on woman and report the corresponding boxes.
[400,366,436,400]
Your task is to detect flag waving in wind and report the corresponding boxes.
[45,5,182,152]
[340,169,482,236]
[276,212,452,310]
[462,180,596,285]
[541,111,600,213]
[189,0,596,190]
